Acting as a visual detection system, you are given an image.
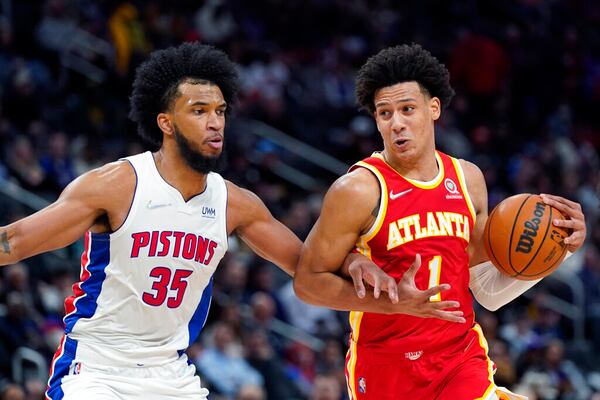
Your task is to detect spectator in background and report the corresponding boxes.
[108,2,149,76]
[5,136,48,193]
[2,67,42,130]
[247,262,288,322]
[520,339,591,400]
[235,384,265,400]
[489,339,517,389]
[193,0,236,45]
[244,328,304,400]
[0,383,25,400]
[500,312,541,361]
[310,374,342,400]
[532,306,565,345]
[215,255,251,303]
[278,280,343,338]
[284,343,317,398]
[245,292,289,354]
[39,131,76,192]
[578,245,600,349]
[0,292,44,372]
[195,322,263,399]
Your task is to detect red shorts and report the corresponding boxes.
[345,324,498,400]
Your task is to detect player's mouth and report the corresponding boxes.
[393,138,410,150]
[205,135,223,150]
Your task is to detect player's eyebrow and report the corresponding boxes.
[190,101,227,107]
[375,98,416,108]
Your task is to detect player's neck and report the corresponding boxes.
[153,149,208,201]
[382,149,439,182]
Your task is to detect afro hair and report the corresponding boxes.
[355,43,455,114]
[129,42,239,148]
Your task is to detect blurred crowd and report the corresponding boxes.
[0,0,599,399]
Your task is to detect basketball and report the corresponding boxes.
[483,194,569,280]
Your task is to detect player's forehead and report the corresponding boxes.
[373,81,427,107]
[175,80,226,108]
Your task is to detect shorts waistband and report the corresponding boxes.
[352,324,482,360]
[66,335,180,368]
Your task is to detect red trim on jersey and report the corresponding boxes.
[64,232,92,317]
[45,335,66,398]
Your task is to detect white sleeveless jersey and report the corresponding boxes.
[62,151,228,366]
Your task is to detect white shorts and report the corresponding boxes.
[46,336,209,400]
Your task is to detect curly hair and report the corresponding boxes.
[129,42,240,147]
[355,44,455,114]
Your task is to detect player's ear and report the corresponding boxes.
[430,97,441,121]
[157,113,174,137]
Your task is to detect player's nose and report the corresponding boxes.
[206,111,224,131]
[390,112,407,132]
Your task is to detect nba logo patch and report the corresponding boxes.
[358,377,366,394]
[71,362,82,375]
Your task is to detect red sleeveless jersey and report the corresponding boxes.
[348,150,477,355]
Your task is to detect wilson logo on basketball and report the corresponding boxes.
[515,202,545,254]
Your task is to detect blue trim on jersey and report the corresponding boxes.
[187,277,214,345]
[64,234,110,334]
[177,349,194,366]
[46,336,78,399]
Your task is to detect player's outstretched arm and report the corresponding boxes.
[0,162,134,266]
[226,181,302,277]
[294,169,465,321]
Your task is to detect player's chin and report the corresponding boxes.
[390,143,416,159]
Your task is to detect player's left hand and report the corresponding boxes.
[540,194,586,253]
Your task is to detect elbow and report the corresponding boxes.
[474,296,503,312]
[292,271,315,304]
[482,302,502,312]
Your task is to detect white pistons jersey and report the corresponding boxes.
[57,151,228,367]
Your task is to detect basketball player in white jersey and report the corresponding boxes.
[0,43,463,399]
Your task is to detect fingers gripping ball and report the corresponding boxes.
[483,194,570,280]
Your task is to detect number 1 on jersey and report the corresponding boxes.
[428,256,442,302]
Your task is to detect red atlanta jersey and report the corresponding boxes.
[348,150,477,355]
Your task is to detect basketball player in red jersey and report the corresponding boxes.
[294,44,586,399]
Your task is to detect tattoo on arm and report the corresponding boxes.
[1,231,10,254]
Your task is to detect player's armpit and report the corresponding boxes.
[226,182,302,277]
[0,162,134,266]
[459,159,490,266]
